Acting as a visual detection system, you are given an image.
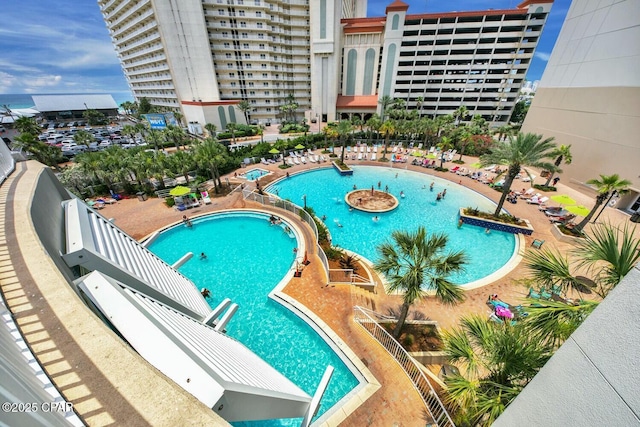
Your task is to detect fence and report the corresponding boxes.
[353,306,455,427]
[0,139,16,186]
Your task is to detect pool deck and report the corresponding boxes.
[93,154,637,426]
[4,154,636,427]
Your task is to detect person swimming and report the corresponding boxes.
[400,191,405,198]
[436,192,442,201]
[430,182,435,191]
[199,252,207,260]
[372,216,379,222]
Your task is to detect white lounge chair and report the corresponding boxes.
[300,156,307,164]
[371,153,377,161]
[200,191,212,204]
[293,157,300,165]
[261,158,269,165]
[357,152,363,160]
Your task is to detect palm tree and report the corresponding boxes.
[13,133,62,171]
[194,138,228,193]
[452,105,469,126]
[415,96,424,117]
[523,248,583,297]
[14,116,41,136]
[374,227,467,338]
[378,95,393,122]
[544,144,572,187]
[164,125,186,150]
[437,136,453,168]
[73,130,93,148]
[336,120,353,163]
[442,315,552,426]
[379,120,395,161]
[480,133,557,216]
[365,114,382,145]
[226,122,238,146]
[237,100,251,124]
[574,221,640,295]
[204,123,217,138]
[574,174,631,231]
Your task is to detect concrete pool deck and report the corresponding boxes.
[3,156,637,426]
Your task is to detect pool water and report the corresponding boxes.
[148,212,359,425]
[267,166,516,284]
[242,168,270,181]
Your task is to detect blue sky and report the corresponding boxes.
[0,0,570,95]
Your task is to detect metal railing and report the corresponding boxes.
[353,306,455,427]
[0,139,16,186]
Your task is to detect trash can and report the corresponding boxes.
[631,213,640,223]
[136,192,147,202]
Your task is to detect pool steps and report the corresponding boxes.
[171,252,193,269]
[214,303,239,332]
[204,298,232,326]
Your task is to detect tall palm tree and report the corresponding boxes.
[573,221,640,295]
[452,105,469,126]
[365,114,382,145]
[378,95,393,122]
[335,120,353,163]
[544,144,572,186]
[480,133,557,216]
[442,316,552,427]
[237,100,251,124]
[374,227,467,338]
[226,122,238,146]
[13,133,62,171]
[379,120,395,161]
[73,130,93,148]
[523,248,583,297]
[415,96,424,117]
[14,116,41,136]
[164,125,186,150]
[574,174,631,231]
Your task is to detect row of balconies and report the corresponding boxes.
[119,43,164,62]
[124,63,169,76]
[128,74,173,84]
[129,82,175,91]
[107,1,152,31]
[109,9,155,38]
[114,20,158,46]
[117,31,161,55]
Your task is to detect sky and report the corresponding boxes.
[0,0,571,96]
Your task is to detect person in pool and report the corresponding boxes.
[199,252,207,260]
[430,182,435,191]
[372,216,379,222]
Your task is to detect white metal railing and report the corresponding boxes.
[0,138,16,186]
[353,306,455,427]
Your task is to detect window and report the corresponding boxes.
[220,21,227,27]
[242,32,248,38]
[240,22,247,28]
[229,73,235,78]
[257,23,263,28]
[225,53,232,58]
[249,91,256,95]
[264,91,269,96]
[232,91,238,95]
[256,11,262,17]
[222,32,228,38]
[260,54,266,59]
[249,82,254,87]
[263,81,269,85]
[231,82,236,87]
[255,0,260,5]
[259,43,265,49]
[266,107,272,112]
[218,9,225,15]
[247,73,253,78]
[227,63,233,68]
[237,0,243,4]
[244,53,251,59]
[251,100,257,104]
[261,64,267,69]
[265,100,271,104]
[246,64,252,69]
[239,11,245,16]
[258,33,264,39]
[243,43,249,49]
[224,42,230,48]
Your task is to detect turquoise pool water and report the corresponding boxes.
[267,166,516,284]
[148,212,359,425]
[242,168,270,181]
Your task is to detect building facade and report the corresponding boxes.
[99,0,550,130]
[521,0,640,213]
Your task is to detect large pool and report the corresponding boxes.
[148,212,359,426]
[267,166,516,284]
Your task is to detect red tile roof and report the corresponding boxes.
[336,95,379,109]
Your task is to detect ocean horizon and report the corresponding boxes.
[0,92,135,110]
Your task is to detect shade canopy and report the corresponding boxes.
[294,144,305,149]
[169,186,191,196]
[565,205,591,217]
[551,194,576,205]
[268,148,280,154]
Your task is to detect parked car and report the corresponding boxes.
[98,140,113,150]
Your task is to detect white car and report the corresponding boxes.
[98,140,113,149]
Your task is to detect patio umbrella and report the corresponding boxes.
[169,185,191,196]
[565,204,591,217]
[294,144,305,150]
[268,148,280,154]
[470,162,482,169]
[550,194,577,205]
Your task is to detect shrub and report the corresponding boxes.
[534,184,557,192]
[435,167,449,172]
[324,246,343,261]
[452,159,465,164]
[165,197,175,208]
[339,253,360,273]
[403,334,415,347]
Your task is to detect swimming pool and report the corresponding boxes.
[148,212,360,425]
[241,168,270,181]
[267,166,517,285]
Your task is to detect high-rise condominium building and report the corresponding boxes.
[98,0,550,129]
[521,0,640,212]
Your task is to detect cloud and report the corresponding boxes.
[534,51,551,62]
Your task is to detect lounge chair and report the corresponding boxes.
[527,196,549,205]
[456,168,469,176]
[540,286,552,300]
[531,239,545,249]
[201,191,212,205]
[357,152,363,160]
[517,188,535,197]
[370,153,377,161]
[528,287,541,299]
[293,157,300,165]
[287,157,295,166]
[300,156,307,164]
[449,166,460,173]
[261,158,269,165]
[549,214,576,224]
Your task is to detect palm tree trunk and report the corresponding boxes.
[340,137,345,163]
[392,302,411,338]
[383,135,389,160]
[493,168,518,216]
[576,194,607,231]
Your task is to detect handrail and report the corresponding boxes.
[0,138,16,186]
[353,306,455,427]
